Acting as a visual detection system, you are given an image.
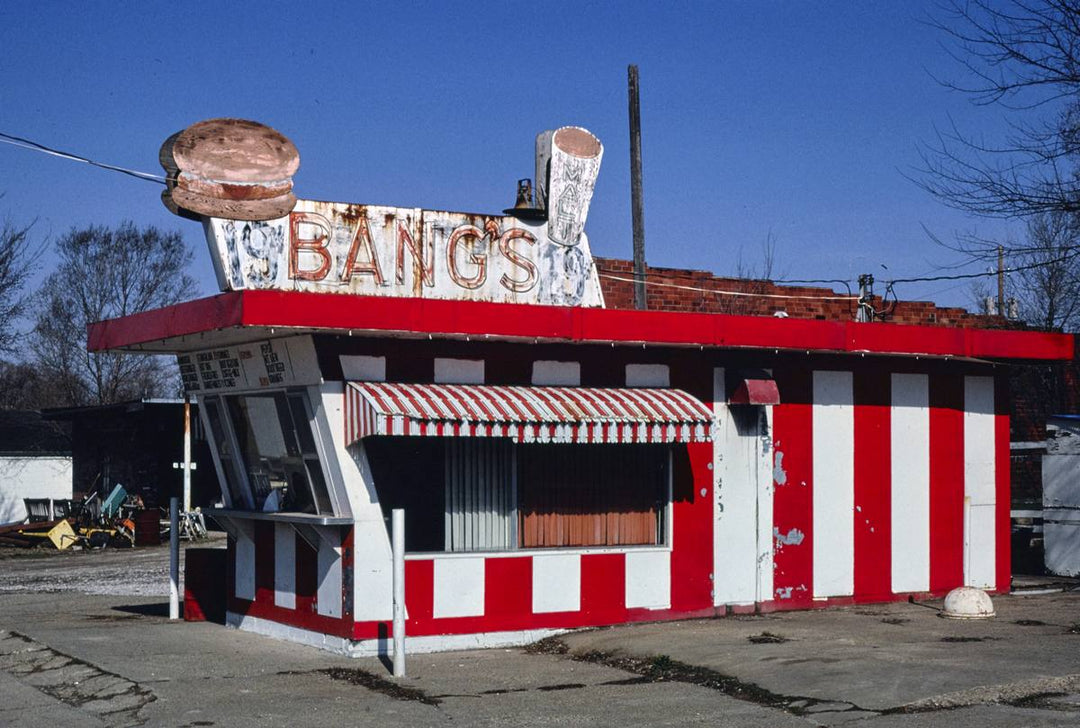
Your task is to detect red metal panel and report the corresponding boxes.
[580,553,627,622]
[853,370,892,602]
[87,292,243,351]
[404,559,434,626]
[969,327,1074,360]
[994,376,1012,593]
[484,557,532,619]
[929,373,965,593]
[88,289,1074,362]
[670,443,714,612]
[848,322,965,357]
[771,369,814,606]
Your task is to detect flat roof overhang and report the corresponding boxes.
[86,290,1075,362]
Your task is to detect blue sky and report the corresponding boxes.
[0,1,1029,309]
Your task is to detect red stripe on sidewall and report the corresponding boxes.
[929,372,965,593]
[771,367,814,606]
[853,369,892,602]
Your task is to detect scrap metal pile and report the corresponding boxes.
[0,485,157,551]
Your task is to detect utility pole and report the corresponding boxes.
[856,274,874,323]
[997,245,1005,316]
[628,64,647,310]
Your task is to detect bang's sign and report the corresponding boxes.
[201,127,605,308]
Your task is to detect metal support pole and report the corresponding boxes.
[996,245,1005,317]
[392,508,406,678]
[183,397,192,513]
[628,64,647,311]
[169,496,180,620]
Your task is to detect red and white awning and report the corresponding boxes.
[344,382,713,444]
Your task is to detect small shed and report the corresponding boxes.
[43,399,216,510]
[0,411,72,525]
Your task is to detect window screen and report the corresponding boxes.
[517,444,668,548]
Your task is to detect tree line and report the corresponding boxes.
[0,217,196,410]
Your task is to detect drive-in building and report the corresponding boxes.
[87,121,1074,655]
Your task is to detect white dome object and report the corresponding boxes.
[942,586,996,619]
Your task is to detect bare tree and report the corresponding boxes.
[959,211,1080,330]
[0,215,39,355]
[919,1,1080,217]
[29,223,197,406]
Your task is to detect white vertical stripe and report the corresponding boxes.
[433,557,486,618]
[434,358,485,384]
[235,530,255,602]
[758,406,775,603]
[812,370,855,598]
[340,355,386,381]
[712,368,758,605]
[964,375,996,588]
[625,551,671,609]
[626,364,670,387]
[274,523,296,609]
[316,528,343,618]
[531,361,581,385]
[532,553,581,613]
[891,373,930,594]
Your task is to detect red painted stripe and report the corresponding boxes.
[580,553,627,620]
[771,368,814,606]
[670,443,714,611]
[484,557,532,618]
[994,376,1011,592]
[404,559,434,624]
[853,370,892,602]
[929,373,965,592]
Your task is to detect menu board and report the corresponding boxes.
[177,336,319,392]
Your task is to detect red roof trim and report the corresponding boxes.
[86,290,1074,361]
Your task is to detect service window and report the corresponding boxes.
[367,438,669,553]
[517,443,668,548]
[199,390,336,515]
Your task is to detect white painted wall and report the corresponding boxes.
[318,382,394,621]
[0,456,72,525]
[891,373,930,594]
[812,371,854,598]
[712,368,761,606]
[626,364,670,388]
[964,376,997,589]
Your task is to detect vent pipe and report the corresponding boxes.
[628,64,647,310]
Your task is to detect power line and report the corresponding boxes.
[597,272,858,301]
[0,131,166,185]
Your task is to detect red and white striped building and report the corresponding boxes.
[89,120,1073,655]
[90,289,1071,655]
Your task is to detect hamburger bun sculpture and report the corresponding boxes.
[160,118,299,221]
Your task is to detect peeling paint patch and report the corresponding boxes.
[775,584,807,600]
[773,451,788,485]
[773,527,805,547]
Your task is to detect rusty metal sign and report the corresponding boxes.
[200,126,605,308]
[204,199,605,307]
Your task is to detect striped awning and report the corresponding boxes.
[344,382,714,444]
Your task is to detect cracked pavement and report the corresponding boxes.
[2,543,1080,725]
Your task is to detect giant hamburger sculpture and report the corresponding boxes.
[160,118,299,221]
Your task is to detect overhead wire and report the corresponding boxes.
[0,131,166,185]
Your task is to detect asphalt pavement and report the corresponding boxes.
[2,542,1080,726]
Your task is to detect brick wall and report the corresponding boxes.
[596,257,1010,328]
